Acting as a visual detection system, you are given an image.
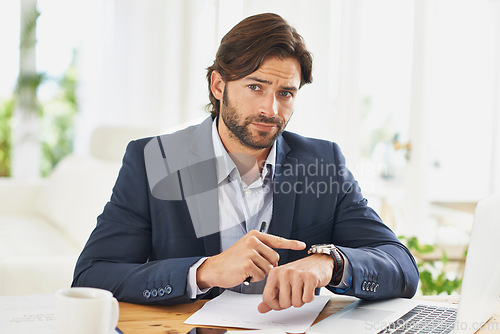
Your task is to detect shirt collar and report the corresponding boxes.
[211,117,276,185]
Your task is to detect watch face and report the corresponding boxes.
[309,244,336,255]
[315,244,334,249]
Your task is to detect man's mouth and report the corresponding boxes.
[251,122,278,132]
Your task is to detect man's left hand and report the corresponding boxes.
[257,254,334,313]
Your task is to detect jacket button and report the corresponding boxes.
[370,283,375,292]
[158,287,165,296]
[151,289,158,297]
[165,285,172,294]
[143,290,151,299]
[362,281,367,291]
[374,284,379,292]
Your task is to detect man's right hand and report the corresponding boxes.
[196,230,306,289]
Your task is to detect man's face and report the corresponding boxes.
[215,56,301,151]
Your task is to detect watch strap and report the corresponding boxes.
[308,244,344,285]
[329,247,343,285]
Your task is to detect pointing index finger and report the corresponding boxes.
[258,232,306,251]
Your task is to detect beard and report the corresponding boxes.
[220,89,290,150]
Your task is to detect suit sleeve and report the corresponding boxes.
[72,140,206,305]
[327,143,419,300]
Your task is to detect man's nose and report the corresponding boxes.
[259,93,278,117]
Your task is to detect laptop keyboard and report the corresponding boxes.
[377,304,457,334]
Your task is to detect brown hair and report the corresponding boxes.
[206,13,313,117]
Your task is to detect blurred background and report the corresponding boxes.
[0,0,499,296]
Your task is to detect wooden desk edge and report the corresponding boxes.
[117,295,500,334]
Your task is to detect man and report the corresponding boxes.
[73,13,418,312]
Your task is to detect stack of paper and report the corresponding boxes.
[185,290,330,333]
[0,294,122,334]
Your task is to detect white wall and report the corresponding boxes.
[75,0,347,154]
[3,0,499,240]
[72,0,500,240]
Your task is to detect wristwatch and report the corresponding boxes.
[308,244,344,285]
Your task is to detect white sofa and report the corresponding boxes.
[0,126,157,296]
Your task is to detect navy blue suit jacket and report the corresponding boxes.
[73,116,418,305]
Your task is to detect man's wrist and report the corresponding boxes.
[330,247,344,285]
[308,244,344,286]
[188,257,211,298]
[196,257,214,290]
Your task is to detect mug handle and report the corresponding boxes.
[109,297,120,333]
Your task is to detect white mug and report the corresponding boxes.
[56,287,119,334]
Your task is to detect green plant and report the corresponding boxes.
[16,4,42,116]
[0,98,14,177]
[40,56,78,177]
[399,236,464,295]
[8,1,79,177]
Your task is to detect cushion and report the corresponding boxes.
[0,255,77,296]
[0,214,79,258]
[37,155,121,248]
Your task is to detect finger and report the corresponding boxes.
[255,244,280,267]
[262,278,281,312]
[258,301,273,313]
[278,280,292,310]
[291,278,305,308]
[257,233,306,251]
[242,257,268,283]
[302,277,316,304]
[244,235,280,266]
[247,250,275,281]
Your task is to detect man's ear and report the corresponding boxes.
[210,70,225,101]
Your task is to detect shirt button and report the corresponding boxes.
[244,189,251,195]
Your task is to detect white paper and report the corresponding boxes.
[227,330,286,334]
[0,294,121,334]
[185,290,330,333]
[0,294,56,334]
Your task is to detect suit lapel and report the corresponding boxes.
[269,135,297,265]
[180,120,299,260]
[186,117,221,256]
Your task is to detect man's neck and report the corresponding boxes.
[223,138,270,171]
[216,122,272,174]
[222,138,270,187]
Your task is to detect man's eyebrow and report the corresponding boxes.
[246,76,272,85]
[245,76,298,91]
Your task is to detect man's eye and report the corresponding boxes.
[279,91,293,98]
[248,84,260,91]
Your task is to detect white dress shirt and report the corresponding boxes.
[186,118,351,298]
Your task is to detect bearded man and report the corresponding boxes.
[73,13,418,312]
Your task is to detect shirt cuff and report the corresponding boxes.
[187,257,212,299]
[329,251,352,292]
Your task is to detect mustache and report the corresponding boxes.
[246,115,284,127]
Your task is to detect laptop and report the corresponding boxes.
[307,193,500,334]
